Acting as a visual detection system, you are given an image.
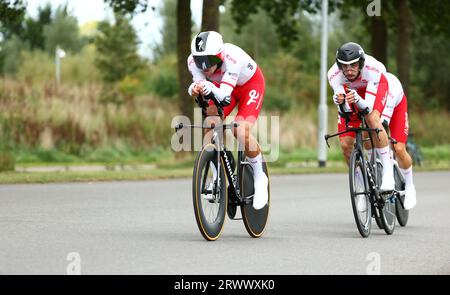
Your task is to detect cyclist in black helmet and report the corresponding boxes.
[328,42,394,196]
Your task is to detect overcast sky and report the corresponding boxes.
[26,0,203,59]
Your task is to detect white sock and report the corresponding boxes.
[248,153,268,210]
[400,166,414,187]
[367,149,374,160]
[248,153,264,176]
[209,162,217,181]
[376,146,393,178]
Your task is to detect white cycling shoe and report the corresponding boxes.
[380,174,395,192]
[403,184,417,210]
[252,171,268,210]
[203,182,215,201]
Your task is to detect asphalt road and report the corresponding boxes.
[1,171,449,275]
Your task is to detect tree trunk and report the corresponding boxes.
[371,16,388,66]
[177,0,192,119]
[397,0,411,96]
[201,0,220,32]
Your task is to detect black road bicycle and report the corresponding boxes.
[325,104,399,237]
[174,93,270,241]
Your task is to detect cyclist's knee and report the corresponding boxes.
[340,140,353,159]
[393,143,411,161]
[393,142,407,155]
[206,105,218,117]
[234,121,259,152]
[366,111,380,127]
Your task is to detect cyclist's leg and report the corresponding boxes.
[365,79,394,191]
[390,95,416,209]
[337,115,358,165]
[231,68,267,209]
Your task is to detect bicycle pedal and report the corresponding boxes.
[243,195,254,205]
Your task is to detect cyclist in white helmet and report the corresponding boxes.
[187,31,268,210]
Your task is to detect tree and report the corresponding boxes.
[201,0,220,32]
[396,0,411,95]
[1,34,25,75]
[177,0,192,119]
[43,5,84,55]
[230,0,341,48]
[0,0,26,39]
[153,0,177,60]
[220,2,281,60]
[23,3,52,50]
[104,0,149,15]
[104,0,193,118]
[94,14,143,83]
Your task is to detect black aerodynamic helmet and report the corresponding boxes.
[336,42,365,69]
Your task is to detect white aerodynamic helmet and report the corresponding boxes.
[190,31,224,70]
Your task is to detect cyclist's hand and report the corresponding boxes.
[345,89,361,104]
[188,82,202,97]
[200,81,214,96]
[333,93,345,105]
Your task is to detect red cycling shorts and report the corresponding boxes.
[209,67,265,124]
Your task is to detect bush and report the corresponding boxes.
[263,87,292,111]
[0,151,15,172]
[146,54,178,98]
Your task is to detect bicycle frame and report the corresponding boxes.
[324,105,383,205]
[174,93,249,205]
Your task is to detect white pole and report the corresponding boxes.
[55,45,61,85]
[317,0,329,167]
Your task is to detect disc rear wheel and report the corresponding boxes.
[239,152,270,238]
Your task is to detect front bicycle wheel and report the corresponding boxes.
[349,150,371,238]
[240,152,270,238]
[192,143,227,241]
[394,164,409,226]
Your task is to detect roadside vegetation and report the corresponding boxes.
[0,1,449,182]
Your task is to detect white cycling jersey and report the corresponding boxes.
[328,54,387,112]
[187,43,257,90]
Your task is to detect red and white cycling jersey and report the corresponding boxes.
[187,43,265,123]
[328,54,388,116]
[187,43,257,89]
[382,72,404,123]
[383,72,409,143]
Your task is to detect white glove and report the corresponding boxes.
[348,89,362,103]
[188,82,196,96]
[332,93,342,105]
[201,81,214,96]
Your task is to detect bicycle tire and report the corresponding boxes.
[394,165,409,226]
[240,152,270,238]
[349,150,371,238]
[377,161,396,235]
[373,203,384,229]
[192,143,227,241]
[372,160,383,230]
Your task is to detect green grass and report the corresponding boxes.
[0,168,193,184]
[1,160,448,184]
